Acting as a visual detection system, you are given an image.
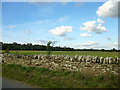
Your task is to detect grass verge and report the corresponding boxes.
[2,63,119,88]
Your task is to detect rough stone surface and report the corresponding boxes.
[1,54,119,75]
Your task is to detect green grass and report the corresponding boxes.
[2,50,119,58]
[2,63,119,88]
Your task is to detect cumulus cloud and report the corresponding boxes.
[104,42,119,49]
[71,42,118,49]
[96,0,119,18]
[107,42,118,46]
[59,16,69,22]
[113,42,118,46]
[98,42,119,49]
[80,33,91,37]
[38,40,48,45]
[59,18,65,22]
[80,42,98,47]
[108,42,119,46]
[36,20,51,24]
[64,36,74,40]
[80,20,107,34]
[59,0,72,5]
[97,19,105,23]
[37,40,57,45]
[29,0,71,5]
[29,2,51,6]
[72,42,99,49]
[25,30,30,34]
[49,26,73,36]
[91,44,118,49]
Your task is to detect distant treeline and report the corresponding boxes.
[0,42,119,52]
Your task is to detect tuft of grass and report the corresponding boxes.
[60,71,71,76]
[110,74,116,80]
[99,76,104,81]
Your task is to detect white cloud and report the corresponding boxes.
[64,36,74,40]
[36,21,43,24]
[49,26,73,36]
[72,42,99,49]
[36,20,50,24]
[113,42,118,46]
[72,42,98,47]
[29,0,71,5]
[80,42,98,46]
[6,19,50,30]
[59,0,72,5]
[96,0,119,18]
[29,2,51,6]
[108,42,118,46]
[60,2,67,5]
[35,40,57,45]
[59,16,69,22]
[25,30,30,34]
[59,18,65,22]
[105,42,119,49]
[97,19,105,23]
[107,42,118,47]
[71,42,118,49]
[80,33,91,37]
[80,20,107,34]
[37,40,48,45]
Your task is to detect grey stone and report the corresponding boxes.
[109,57,113,64]
[100,57,104,64]
[34,55,38,59]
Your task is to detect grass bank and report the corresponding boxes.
[2,63,118,88]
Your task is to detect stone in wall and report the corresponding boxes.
[100,57,104,64]
[109,57,113,64]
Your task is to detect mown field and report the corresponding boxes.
[2,50,119,58]
[2,63,119,88]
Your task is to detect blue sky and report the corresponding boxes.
[2,1,118,49]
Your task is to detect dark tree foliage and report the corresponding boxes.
[0,42,119,52]
[5,48,9,53]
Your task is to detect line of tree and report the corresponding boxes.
[0,42,119,52]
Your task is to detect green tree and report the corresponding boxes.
[112,48,117,51]
[101,49,104,51]
[46,41,52,55]
[5,48,9,53]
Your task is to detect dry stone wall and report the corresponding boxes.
[1,54,120,75]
